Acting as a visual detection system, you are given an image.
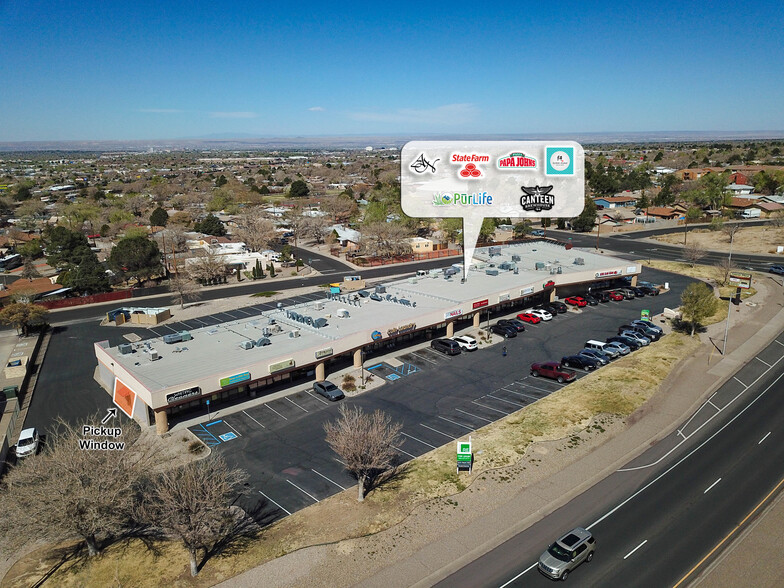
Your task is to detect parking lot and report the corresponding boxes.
[198,268,697,524]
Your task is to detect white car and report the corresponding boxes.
[529,308,553,321]
[603,341,630,356]
[15,428,39,458]
[452,335,478,351]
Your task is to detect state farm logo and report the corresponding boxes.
[497,152,537,170]
[520,185,555,212]
[452,153,488,179]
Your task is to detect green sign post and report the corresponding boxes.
[640,309,650,321]
[457,436,473,473]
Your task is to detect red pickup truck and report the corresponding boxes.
[530,362,577,383]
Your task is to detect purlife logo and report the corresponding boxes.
[520,185,555,212]
[433,191,494,206]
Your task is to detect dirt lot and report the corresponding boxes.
[651,225,784,255]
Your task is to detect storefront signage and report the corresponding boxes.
[371,330,383,341]
[626,266,637,274]
[444,309,463,320]
[543,280,555,289]
[387,323,416,337]
[166,386,202,404]
[595,269,621,278]
[472,299,489,309]
[268,359,295,374]
[521,286,535,295]
[729,272,752,289]
[640,309,650,321]
[219,372,251,387]
[457,436,473,473]
[498,292,510,302]
[315,347,333,359]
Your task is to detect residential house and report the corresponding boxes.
[755,202,784,216]
[408,237,433,254]
[593,195,639,209]
[726,183,755,196]
[328,225,361,251]
[644,207,681,220]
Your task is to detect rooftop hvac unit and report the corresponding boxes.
[314,302,325,311]
[240,340,254,350]
[489,246,501,256]
[511,254,521,262]
[163,333,182,344]
[574,257,585,265]
[485,269,499,276]
[535,262,546,270]
[375,285,386,294]
[261,327,271,336]
[256,337,271,347]
[313,317,328,328]
[557,266,563,274]
[289,330,301,338]
[118,343,133,355]
[179,331,192,341]
[337,308,350,318]
[148,349,159,361]
[370,293,382,301]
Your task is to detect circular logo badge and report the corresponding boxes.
[441,192,453,204]
[549,150,571,171]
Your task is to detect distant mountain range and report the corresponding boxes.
[2,131,784,153]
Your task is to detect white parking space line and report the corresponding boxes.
[775,339,784,347]
[265,403,288,420]
[759,431,772,444]
[420,423,455,439]
[755,356,772,367]
[311,468,346,490]
[286,479,320,502]
[623,539,647,560]
[707,400,720,410]
[515,379,557,394]
[456,408,493,423]
[410,351,439,365]
[438,415,474,431]
[233,308,253,315]
[472,400,509,415]
[393,445,418,459]
[486,393,525,408]
[704,478,722,494]
[286,397,309,412]
[242,410,266,428]
[733,376,748,388]
[498,563,538,587]
[306,390,330,405]
[223,420,242,437]
[334,457,347,467]
[258,490,291,515]
[401,431,437,449]
[191,318,209,326]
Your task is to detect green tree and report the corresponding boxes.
[680,282,718,336]
[194,213,226,236]
[571,196,597,232]
[58,251,110,294]
[478,218,496,242]
[17,238,43,259]
[683,207,703,245]
[0,302,49,336]
[363,201,388,225]
[513,220,532,238]
[439,218,462,243]
[699,172,730,211]
[108,236,162,284]
[150,206,169,227]
[289,179,310,198]
[19,257,41,281]
[43,226,91,269]
[655,174,679,206]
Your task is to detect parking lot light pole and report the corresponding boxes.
[722,230,736,355]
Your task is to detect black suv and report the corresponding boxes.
[536,303,560,316]
[582,293,599,305]
[490,324,517,338]
[561,354,599,371]
[497,319,526,333]
[591,290,611,303]
[606,335,641,351]
[549,300,568,314]
[431,338,462,355]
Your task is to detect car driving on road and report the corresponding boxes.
[538,527,596,581]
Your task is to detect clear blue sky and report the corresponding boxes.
[1,1,783,141]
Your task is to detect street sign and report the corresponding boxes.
[729,272,752,289]
[640,309,650,321]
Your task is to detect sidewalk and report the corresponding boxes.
[217,277,784,587]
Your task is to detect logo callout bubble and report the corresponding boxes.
[401,141,584,281]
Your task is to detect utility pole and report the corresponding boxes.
[721,229,736,355]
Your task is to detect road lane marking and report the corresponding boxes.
[623,539,647,559]
[673,475,784,587]
[498,563,538,587]
[311,468,346,490]
[401,431,437,449]
[438,415,474,431]
[242,410,266,428]
[265,403,288,420]
[590,366,784,531]
[420,423,455,439]
[759,431,771,444]
[704,478,722,494]
[456,408,493,423]
[286,397,309,412]
[286,479,320,502]
[258,490,291,515]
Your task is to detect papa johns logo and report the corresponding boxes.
[520,185,555,212]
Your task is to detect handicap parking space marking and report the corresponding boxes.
[387,373,401,381]
[219,431,238,442]
[367,362,420,382]
[192,422,222,447]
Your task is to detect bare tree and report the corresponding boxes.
[322,195,358,224]
[324,405,403,502]
[721,223,743,243]
[714,257,736,286]
[359,222,411,258]
[302,215,331,244]
[139,457,248,577]
[683,242,707,267]
[187,249,229,284]
[0,416,157,557]
[233,208,277,251]
[168,270,202,309]
[769,211,784,228]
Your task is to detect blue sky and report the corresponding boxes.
[1,1,783,141]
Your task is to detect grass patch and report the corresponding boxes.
[4,336,700,588]
[250,291,278,298]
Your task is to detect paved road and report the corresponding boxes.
[436,330,784,587]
